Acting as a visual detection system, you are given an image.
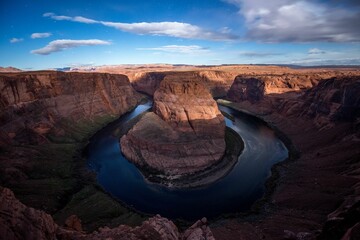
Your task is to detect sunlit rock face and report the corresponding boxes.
[0,71,141,145]
[121,76,226,177]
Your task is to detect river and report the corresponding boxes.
[86,101,288,220]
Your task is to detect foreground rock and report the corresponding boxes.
[0,187,214,240]
[121,76,226,185]
[0,186,58,240]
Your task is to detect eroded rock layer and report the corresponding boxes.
[121,76,226,178]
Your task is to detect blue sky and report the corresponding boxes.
[1,0,360,69]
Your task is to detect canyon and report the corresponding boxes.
[0,65,359,240]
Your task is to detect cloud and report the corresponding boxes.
[239,51,282,57]
[10,38,23,43]
[224,0,360,42]
[43,13,237,41]
[31,39,111,55]
[31,32,52,39]
[308,48,327,54]
[43,12,97,24]
[137,45,210,54]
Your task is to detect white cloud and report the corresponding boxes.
[31,32,52,39]
[100,21,233,40]
[10,38,23,43]
[31,39,111,55]
[224,0,360,42]
[137,45,210,54]
[308,48,326,54]
[43,12,98,24]
[43,13,237,41]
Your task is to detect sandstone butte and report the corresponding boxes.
[120,74,227,181]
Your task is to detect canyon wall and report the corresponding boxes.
[0,71,142,145]
[227,75,360,127]
[131,71,238,97]
[131,68,357,100]
[0,71,145,231]
[214,75,360,240]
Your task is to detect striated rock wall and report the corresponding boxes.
[121,76,226,178]
[153,75,225,137]
[0,71,142,145]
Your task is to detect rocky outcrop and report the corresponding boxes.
[0,71,142,145]
[0,186,58,240]
[0,187,215,240]
[183,217,215,240]
[121,76,226,184]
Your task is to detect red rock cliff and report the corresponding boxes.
[0,71,142,145]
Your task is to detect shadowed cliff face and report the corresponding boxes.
[227,75,360,127]
[214,75,360,240]
[226,73,328,103]
[121,76,226,177]
[302,77,360,123]
[131,71,238,98]
[0,71,141,145]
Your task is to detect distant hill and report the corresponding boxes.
[0,66,23,72]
